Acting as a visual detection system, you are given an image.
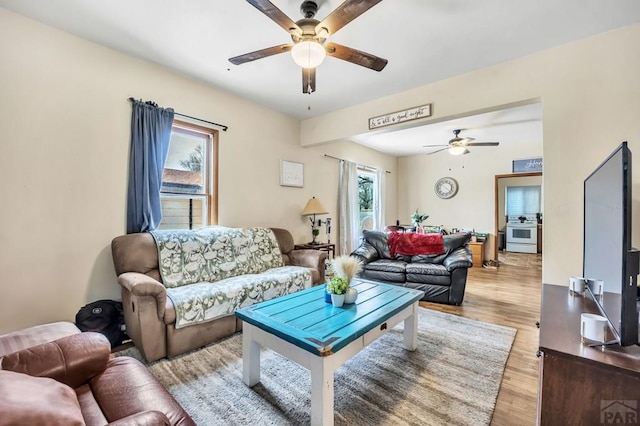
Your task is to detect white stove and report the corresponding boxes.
[506,215,538,253]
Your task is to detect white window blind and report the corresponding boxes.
[506,186,541,215]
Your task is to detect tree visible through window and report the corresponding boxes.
[159,121,218,230]
[358,171,375,233]
[180,145,203,172]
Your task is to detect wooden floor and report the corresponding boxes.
[420,252,542,426]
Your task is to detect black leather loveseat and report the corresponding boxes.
[350,231,473,305]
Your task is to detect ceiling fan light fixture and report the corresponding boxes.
[449,146,467,156]
[291,40,326,68]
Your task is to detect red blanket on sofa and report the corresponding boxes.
[388,232,445,257]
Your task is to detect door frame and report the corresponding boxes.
[494,172,543,263]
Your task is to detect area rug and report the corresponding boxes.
[116,308,516,425]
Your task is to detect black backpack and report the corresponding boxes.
[75,300,129,348]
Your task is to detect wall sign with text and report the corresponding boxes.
[369,104,432,129]
[512,157,543,173]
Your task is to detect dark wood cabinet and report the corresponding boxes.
[537,284,640,425]
[537,224,542,253]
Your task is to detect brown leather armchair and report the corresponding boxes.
[270,227,327,284]
[0,332,194,426]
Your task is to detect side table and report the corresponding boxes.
[468,241,485,268]
[294,243,335,260]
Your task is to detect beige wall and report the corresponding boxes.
[398,138,542,259]
[302,24,640,285]
[0,9,396,333]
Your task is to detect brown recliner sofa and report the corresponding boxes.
[111,227,326,362]
[0,331,194,425]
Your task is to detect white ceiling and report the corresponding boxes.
[1,0,638,156]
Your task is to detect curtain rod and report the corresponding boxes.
[323,154,391,174]
[128,97,228,132]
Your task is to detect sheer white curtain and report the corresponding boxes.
[338,160,360,255]
[373,169,386,231]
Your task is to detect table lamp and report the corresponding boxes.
[301,196,328,245]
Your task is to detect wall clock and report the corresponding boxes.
[434,177,459,199]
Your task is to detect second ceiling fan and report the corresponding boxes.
[423,129,500,156]
[229,0,388,94]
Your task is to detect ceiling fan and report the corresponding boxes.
[229,0,388,94]
[423,129,500,156]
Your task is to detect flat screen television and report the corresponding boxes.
[583,141,639,346]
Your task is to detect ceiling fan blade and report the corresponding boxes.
[324,42,388,71]
[426,147,449,156]
[450,137,474,145]
[422,144,449,148]
[302,67,316,94]
[316,0,383,36]
[229,44,292,65]
[245,0,301,34]
[466,142,500,146]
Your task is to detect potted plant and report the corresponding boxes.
[326,276,349,307]
[331,255,362,283]
[518,215,527,223]
[411,209,429,229]
[329,255,362,304]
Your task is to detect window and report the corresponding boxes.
[159,120,218,230]
[358,170,375,234]
[506,185,541,216]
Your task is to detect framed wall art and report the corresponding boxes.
[280,160,304,187]
[512,157,543,173]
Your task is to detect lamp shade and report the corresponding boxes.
[301,197,328,216]
[291,41,326,68]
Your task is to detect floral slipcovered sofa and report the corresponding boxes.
[111,226,326,362]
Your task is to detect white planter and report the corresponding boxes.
[330,293,345,307]
[344,288,358,304]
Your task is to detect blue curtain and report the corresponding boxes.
[126,100,175,233]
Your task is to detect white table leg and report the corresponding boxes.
[403,302,418,351]
[243,324,261,386]
[310,356,334,426]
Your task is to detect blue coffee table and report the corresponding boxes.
[235,279,424,426]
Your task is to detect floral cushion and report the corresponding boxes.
[151,226,284,288]
[167,266,311,328]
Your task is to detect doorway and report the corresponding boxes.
[494,172,543,264]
